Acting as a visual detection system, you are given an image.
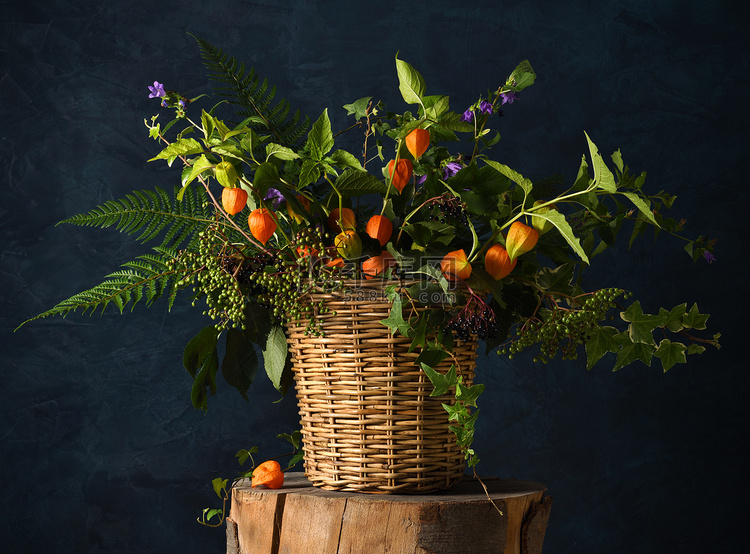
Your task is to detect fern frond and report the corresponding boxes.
[58,185,214,250]
[15,247,187,330]
[192,35,310,149]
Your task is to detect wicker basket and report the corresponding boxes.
[285,279,479,494]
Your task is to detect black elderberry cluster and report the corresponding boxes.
[444,294,499,342]
[429,194,468,225]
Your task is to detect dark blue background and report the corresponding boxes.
[2,0,747,552]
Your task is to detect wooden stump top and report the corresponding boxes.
[227,472,551,554]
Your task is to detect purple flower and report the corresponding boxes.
[442,161,462,180]
[479,100,493,115]
[460,108,474,123]
[178,99,186,108]
[500,91,518,105]
[703,250,716,263]
[148,81,166,99]
[264,187,285,209]
[414,174,427,185]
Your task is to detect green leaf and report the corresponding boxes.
[253,162,281,196]
[180,155,214,192]
[585,325,620,370]
[329,149,364,171]
[343,97,372,119]
[613,340,654,371]
[484,160,533,195]
[683,303,709,330]
[584,133,617,193]
[334,168,387,195]
[506,59,536,91]
[211,477,228,499]
[299,158,321,188]
[221,329,258,400]
[654,339,687,372]
[307,109,334,159]
[262,325,288,391]
[620,301,666,346]
[534,209,590,264]
[621,191,658,226]
[148,138,204,162]
[535,264,576,295]
[658,303,687,333]
[395,55,425,106]
[235,446,258,466]
[183,326,220,379]
[421,363,457,397]
[456,382,485,407]
[380,295,412,337]
[266,143,300,161]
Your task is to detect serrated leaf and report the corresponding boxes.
[329,149,364,171]
[621,191,658,226]
[484,160,533,195]
[533,209,590,264]
[262,325,288,391]
[584,133,617,193]
[148,138,205,163]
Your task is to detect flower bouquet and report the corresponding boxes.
[17,37,719,487]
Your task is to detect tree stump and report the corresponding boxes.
[227,472,551,554]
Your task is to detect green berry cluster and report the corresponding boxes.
[499,288,629,363]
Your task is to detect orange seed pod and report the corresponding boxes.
[484,244,517,280]
[405,127,430,160]
[248,208,277,245]
[440,249,472,281]
[365,215,393,246]
[221,187,248,215]
[251,460,284,490]
[505,221,539,261]
[387,159,413,193]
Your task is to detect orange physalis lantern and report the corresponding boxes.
[327,207,356,233]
[484,244,517,280]
[387,159,413,193]
[365,215,393,246]
[248,208,277,245]
[505,221,539,261]
[221,187,248,215]
[405,127,430,160]
[362,251,396,279]
[251,460,284,490]
[440,249,472,281]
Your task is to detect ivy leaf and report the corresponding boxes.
[422,363,457,397]
[221,328,258,400]
[620,301,666,346]
[395,55,425,106]
[654,339,687,372]
[262,325,288,391]
[408,314,430,353]
[535,264,576,295]
[415,344,449,369]
[683,303,709,330]
[613,334,654,371]
[658,303,687,333]
[211,478,228,499]
[456,382,485,408]
[585,325,620,370]
[343,96,372,119]
[235,446,258,466]
[380,295,412,337]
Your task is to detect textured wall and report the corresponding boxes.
[2,0,747,552]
